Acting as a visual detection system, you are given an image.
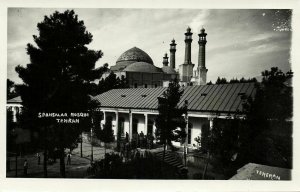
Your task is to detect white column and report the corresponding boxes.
[12,107,17,123]
[102,111,106,126]
[115,111,119,139]
[209,117,214,131]
[100,111,106,129]
[153,123,155,136]
[129,111,133,141]
[144,113,148,134]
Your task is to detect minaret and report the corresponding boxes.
[163,53,169,66]
[197,27,208,85]
[169,39,176,69]
[179,27,195,83]
[184,26,193,64]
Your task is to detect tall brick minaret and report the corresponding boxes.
[179,27,194,82]
[197,27,208,85]
[169,39,176,69]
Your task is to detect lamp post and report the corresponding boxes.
[90,117,94,163]
[90,127,93,162]
[184,100,188,167]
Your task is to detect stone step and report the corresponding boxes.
[152,150,185,174]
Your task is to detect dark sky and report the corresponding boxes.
[7,9,292,84]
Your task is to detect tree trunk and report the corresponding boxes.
[60,147,66,178]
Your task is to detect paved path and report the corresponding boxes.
[6,141,114,178]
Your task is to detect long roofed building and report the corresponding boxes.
[93,82,256,147]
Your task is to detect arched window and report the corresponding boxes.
[133,118,138,134]
[188,122,193,144]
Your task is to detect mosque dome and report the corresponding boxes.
[112,47,154,71]
[162,66,177,74]
[124,62,162,73]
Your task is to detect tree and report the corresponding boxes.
[206,81,213,85]
[201,67,293,178]
[215,77,228,84]
[215,77,257,84]
[7,79,18,99]
[15,10,103,177]
[155,78,187,161]
[239,67,293,168]
[95,116,115,155]
[95,71,128,95]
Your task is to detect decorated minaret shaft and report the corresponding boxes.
[197,27,208,85]
[184,27,193,64]
[170,39,176,69]
[179,27,195,83]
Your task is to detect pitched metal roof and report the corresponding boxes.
[93,82,256,114]
[7,96,22,104]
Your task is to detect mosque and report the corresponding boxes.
[7,27,256,150]
[101,27,208,87]
[91,27,256,148]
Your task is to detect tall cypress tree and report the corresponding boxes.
[155,78,187,161]
[16,10,104,177]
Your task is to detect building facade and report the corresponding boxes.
[7,84,256,149]
[93,83,256,148]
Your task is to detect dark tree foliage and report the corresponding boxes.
[215,77,228,84]
[155,78,187,160]
[199,123,210,152]
[95,71,128,95]
[15,10,103,177]
[201,67,293,178]
[7,79,18,99]
[239,67,293,168]
[229,78,239,83]
[94,116,115,154]
[206,81,213,85]
[215,77,257,84]
[208,118,242,177]
[88,68,128,96]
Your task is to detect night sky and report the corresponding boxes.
[7,9,292,84]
